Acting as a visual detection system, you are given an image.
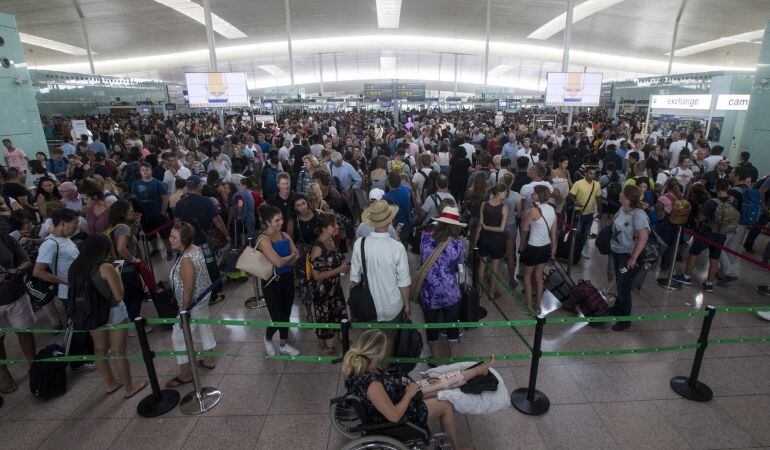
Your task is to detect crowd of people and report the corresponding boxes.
[1,107,769,442]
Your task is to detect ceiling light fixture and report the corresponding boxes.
[376,0,402,28]
[19,33,94,56]
[150,0,247,39]
[258,64,289,77]
[528,0,625,40]
[667,29,765,57]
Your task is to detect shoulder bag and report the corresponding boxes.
[347,237,378,322]
[191,217,229,251]
[236,234,276,284]
[409,239,451,304]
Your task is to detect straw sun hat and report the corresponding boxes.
[362,200,399,228]
[433,206,467,227]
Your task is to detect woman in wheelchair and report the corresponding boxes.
[343,330,493,449]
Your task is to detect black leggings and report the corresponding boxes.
[264,271,295,340]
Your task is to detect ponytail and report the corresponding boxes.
[342,330,386,378]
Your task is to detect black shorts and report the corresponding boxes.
[141,213,172,240]
[422,302,461,343]
[689,228,726,260]
[477,232,505,259]
[520,243,552,266]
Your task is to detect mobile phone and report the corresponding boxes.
[113,259,125,272]
[396,222,404,229]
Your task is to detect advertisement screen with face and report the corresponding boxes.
[545,72,603,106]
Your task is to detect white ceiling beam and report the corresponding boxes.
[528,0,625,40]
[666,29,764,57]
[19,32,95,56]
[376,0,402,28]
[150,0,247,39]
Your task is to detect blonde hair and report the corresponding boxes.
[342,330,386,378]
[307,182,323,209]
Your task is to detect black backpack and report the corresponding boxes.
[392,319,424,375]
[29,344,67,400]
[65,277,111,331]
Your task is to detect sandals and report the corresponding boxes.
[0,381,18,394]
[165,376,192,388]
[124,380,149,399]
[197,360,216,370]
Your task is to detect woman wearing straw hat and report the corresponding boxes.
[414,204,466,361]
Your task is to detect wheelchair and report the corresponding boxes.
[329,393,455,450]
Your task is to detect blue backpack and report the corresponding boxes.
[264,167,280,195]
[739,187,762,225]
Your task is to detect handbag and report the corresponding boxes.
[348,237,378,322]
[409,239,450,304]
[639,229,668,265]
[236,235,276,284]
[191,218,228,251]
[25,238,59,311]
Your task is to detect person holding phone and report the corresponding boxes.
[308,212,349,354]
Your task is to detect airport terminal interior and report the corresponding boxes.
[0,0,770,449]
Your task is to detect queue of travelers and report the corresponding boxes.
[1,108,769,447]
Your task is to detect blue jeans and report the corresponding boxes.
[611,252,642,317]
[574,213,595,261]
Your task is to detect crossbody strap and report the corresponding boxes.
[360,237,368,287]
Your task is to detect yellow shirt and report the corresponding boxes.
[570,179,601,214]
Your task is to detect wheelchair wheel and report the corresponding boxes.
[330,400,363,439]
[340,435,411,450]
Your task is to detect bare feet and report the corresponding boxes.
[478,355,495,376]
[124,379,149,399]
[105,383,123,395]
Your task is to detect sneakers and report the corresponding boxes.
[672,274,692,285]
[264,338,277,356]
[279,344,301,356]
[71,362,97,373]
[702,281,715,293]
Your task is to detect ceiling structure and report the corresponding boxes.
[4,0,768,95]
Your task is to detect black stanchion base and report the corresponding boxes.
[137,389,181,418]
[511,388,550,416]
[670,376,713,402]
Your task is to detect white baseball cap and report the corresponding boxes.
[369,188,385,201]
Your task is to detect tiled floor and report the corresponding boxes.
[1,235,769,450]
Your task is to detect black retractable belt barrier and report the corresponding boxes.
[134,316,180,418]
[331,319,351,365]
[510,315,550,415]
[670,305,716,402]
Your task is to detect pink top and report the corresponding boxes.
[4,148,27,170]
[84,204,109,234]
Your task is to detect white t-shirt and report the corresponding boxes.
[520,181,554,214]
[350,233,411,322]
[704,155,725,174]
[668,140,692,169]
[38,217,88,239]
[529,203,556,247]
[460,143,475,162]
[411,168,432,200]
[671,166,693,192]
[36,236,79,299]
[421,191,456,221]
[163,166,191,195]
[516,148,539,166]
[278,146,291,164]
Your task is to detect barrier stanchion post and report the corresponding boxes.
[340,319,351,355]
[671,305,715,402]
[178,310,222,415]
[134,316,180,417]
[510,314,550,415]
[567,227,576,276]
[472,247,479,289]
[657,225,683,291]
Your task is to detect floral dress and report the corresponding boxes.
[309,240,348,339]
[345,373,428,428]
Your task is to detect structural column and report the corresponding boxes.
[202,0,218,71]
[667,0,688,75]
[562,0,575,129]
[318,53,324,96]
[454,53,459,97]
[73,0,95,74]
[483,0,491,85]
[285,0,295,86]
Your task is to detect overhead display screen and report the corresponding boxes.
[364,83,426,101]
[545,72,603,106]
[185,72,249,108]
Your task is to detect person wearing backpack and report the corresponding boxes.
[743,175,770,254]
[68,234,148,398]
[673,179,735,293]
[717,166,759,284]
[0,235,36,394]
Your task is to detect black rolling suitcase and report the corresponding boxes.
[152,281,178,330]
[459,283,487,322]
[545,260,576,306]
